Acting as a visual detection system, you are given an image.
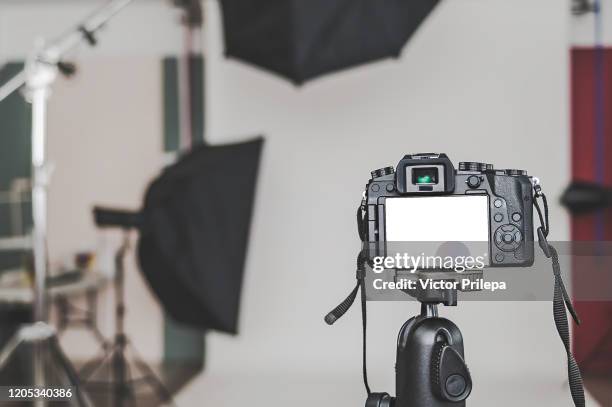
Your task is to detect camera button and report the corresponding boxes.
[494,199,503,208]
[371,184,380,192]
[495,225,521,252]
[495,253,504,262]
[512,212,522,222]
[494,213,503,222]
[466,175,481,188]
[386,183,395,192]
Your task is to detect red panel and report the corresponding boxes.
[570,47,612,374]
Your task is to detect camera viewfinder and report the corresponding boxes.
[412,167,439,185]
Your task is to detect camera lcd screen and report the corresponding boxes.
[385,195,489,242]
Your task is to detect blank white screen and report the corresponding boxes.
[385,196,489,242]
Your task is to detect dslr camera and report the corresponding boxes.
[327,154,583,407]
[361,153,535,269]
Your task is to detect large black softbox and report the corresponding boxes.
[138,137,264,334]
[219,0,441,84]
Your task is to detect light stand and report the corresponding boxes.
[79,227,173,406]
[0,1,134,405]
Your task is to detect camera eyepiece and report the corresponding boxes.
[394,153,455,194]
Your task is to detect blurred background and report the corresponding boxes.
[0,0,610,406]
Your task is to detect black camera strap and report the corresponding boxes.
[533,183,585,407]
[324,248,371,396]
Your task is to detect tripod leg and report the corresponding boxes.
[127,342,174,405]
[112,341,131,407]
[79,342,117,382]
[123,361,138,407]
[0,332,24,370]
[135,359,174,405]
[49,337,94,407]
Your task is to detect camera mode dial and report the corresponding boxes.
[458,162,493,172]
[371,166,395,179]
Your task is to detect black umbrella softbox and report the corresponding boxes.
[138,137,264,334]
[219,0,441,84]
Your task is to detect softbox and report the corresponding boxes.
[137,137,264,334]
[219,0,441,84]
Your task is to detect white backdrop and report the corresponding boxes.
[189,0,594,405]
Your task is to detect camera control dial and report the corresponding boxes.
[494,224,523,252]
[371,166,395,179]
[504,169,528,176]
[458,162,493,172]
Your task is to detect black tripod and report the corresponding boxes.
[326,254,472,407]
[366,300,472,407]
[79,231,173,406]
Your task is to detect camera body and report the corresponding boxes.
[362,153,535,268]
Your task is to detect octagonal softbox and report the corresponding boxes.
[219,0,441,84]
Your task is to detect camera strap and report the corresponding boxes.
[324,248,371,396]
[533,183,585,407]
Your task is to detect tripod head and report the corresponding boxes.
[393,267,484,307]
[366,299,472,407]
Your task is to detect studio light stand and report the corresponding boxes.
[0,1,134,405]
[79,208,174,406]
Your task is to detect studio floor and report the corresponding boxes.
[174,369,608,406]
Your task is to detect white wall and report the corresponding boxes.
[177,0,597,406]
[0,0,184,63]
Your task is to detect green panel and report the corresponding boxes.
[0,63,31,192]
[163,58,180,152]
[163,314,205,367]
[0,63,31,271]
[189,56,205,145]
[162,56,206,366]
[163,56,206,152]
